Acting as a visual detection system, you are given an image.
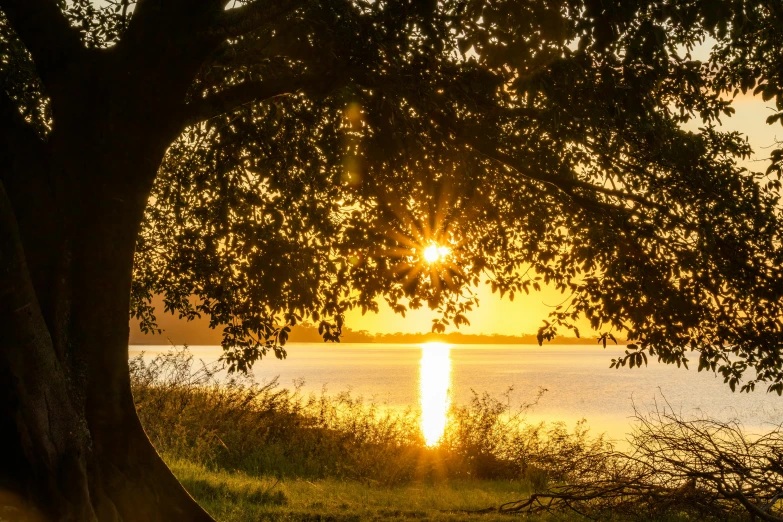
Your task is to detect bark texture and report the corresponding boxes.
[0,120,215,521]
[0,4,225,518]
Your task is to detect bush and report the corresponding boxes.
[131,346,609,486]
[441,389,609,485]
[132,347,783,521]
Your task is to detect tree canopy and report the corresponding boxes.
[5,1,783,386]
[5,1,783,520]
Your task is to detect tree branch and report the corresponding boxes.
[0,90,46,164]
[466,135,668,213]
[0,0,83,88]
[180,72,321,128]
[422,109,668,216]
[0,89,52,210]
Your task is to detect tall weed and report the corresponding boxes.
[131,347,609,486]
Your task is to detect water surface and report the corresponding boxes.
[130,342,783,442]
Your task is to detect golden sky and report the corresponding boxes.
[136,42,780,339]
[345,280,581,336]
[347,91,780,336]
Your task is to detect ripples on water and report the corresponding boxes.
[130,342,783,442]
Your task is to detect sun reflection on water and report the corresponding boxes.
[419,342,452,446]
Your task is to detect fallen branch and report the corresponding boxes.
[491,400,783,521]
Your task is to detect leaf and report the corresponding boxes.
[766,113,783,126]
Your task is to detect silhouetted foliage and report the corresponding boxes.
[123,1,783,391]
[3,0,783,519]
[1,3,781,382]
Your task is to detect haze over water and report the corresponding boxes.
[130,342,783,443]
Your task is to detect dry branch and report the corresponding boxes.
[492,402,783,521]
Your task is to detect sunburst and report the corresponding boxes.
[370,193,467,298]
[357,174,492,307]
[422,243,451,264]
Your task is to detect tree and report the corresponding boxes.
[1,0,782,520]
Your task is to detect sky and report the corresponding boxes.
[133,41,782,339]
[347,37,781,337]
[345,278,583,336]
[346,96,782,336]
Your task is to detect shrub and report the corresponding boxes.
[131,346,608,486]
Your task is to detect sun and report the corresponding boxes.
[422,244,450,264]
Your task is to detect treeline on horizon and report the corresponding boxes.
[131,319,609,346]
[290,323,606,345]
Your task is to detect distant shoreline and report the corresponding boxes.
[130,333,621,347]
[131,318,623,346]
[129,340,608,345]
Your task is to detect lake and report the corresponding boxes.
[129,342,783,444]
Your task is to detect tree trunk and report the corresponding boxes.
[0,122,215,520]
[0,5,227,513]
[0,183,93,521]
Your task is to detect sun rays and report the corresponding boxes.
[371,184,469,299]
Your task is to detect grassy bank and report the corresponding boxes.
[170,458,552,521]
[130,347,606,519]
[132,347,776,521]
[131,347,606,487]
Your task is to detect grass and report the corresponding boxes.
[134,347,749,521]
[170,458,570,522]
[172,457,718,522]
[131,347,608,488]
